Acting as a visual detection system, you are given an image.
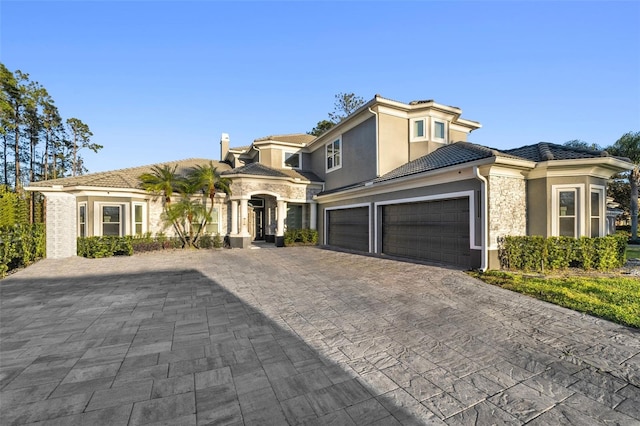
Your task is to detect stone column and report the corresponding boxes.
[230,200,238,235]
[240,199,250,236]
[45,192,77,259]
[276,200,287,247]
[309,201,317,230]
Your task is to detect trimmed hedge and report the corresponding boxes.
[498,234,628,272]
[0,224,46,277]
[284,228,319,246]
[77,233,225,258]
[77,236,134,258]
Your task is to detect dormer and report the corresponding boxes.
[250,134,315,170]
[404,100,482,161]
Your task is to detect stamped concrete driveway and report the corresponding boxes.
[1,247,639,425]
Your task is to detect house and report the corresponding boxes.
[27,95,634,270]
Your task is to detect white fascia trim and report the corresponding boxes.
[316,161,489,204]
[324,203,372,253]
[229,174,310,185]
[373,190,478,253]
[529,158,634,180]
[254,141,308,149]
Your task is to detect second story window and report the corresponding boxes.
[410,118,427,142]
[283,151,301,169]
[327,138,341,171]
[432,119,447,143]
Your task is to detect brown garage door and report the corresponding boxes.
[382,198,470,267]
[327,207,369,252]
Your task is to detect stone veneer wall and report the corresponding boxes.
[148,198,167,236]
[45,193,77,258]
[488,175,527,247]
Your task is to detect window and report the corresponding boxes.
[590,186,605,237]
[558,190,577,237]
[286,205,303,230]
[206,207,219,234]
[283,151,301,169]
[133,203,145,236]
[410,118,427,142]
[326,138,341,171]
[78,203,87,238]
[432,120,447,142]
[102,205,121,236]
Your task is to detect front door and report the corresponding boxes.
[250,198,265,241]
[254,208,265,240]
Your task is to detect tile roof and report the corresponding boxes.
[30,159,231,189]
[374,142,619,184]
[221,162,322,182]
[374,142,515,183]
[253,134,316,144]
[503,142,612,162]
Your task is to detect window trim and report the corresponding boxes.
[551,184,585,237]
[431,118,448,144]
[93,202,126,237]
[326,137,342,172]
[78,202,87,238]
[132,202,147,236]
[282,150,302,170]
[590,185,606,237]
[410,118,428,142]
[99,204,123,237]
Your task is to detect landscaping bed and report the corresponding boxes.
[469,248,640,328]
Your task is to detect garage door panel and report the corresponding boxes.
[327,207,369,252]
[382,198,470,267]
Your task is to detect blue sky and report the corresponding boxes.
[2,1,639,174]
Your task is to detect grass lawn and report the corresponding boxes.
[469,270,640,328]
[627,245,640,260]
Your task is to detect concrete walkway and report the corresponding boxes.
[1,247,639,425]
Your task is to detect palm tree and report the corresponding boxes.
[189,162,232,243]
[139,164,184,239]
[608,131,640,242]
[168,178,209,248]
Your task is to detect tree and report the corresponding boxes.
[308,119,335,137]
[139,163,232,248]
[66,118,101,176]
[564,140,602,151]
[188,162,232,244]
[328,92,365,123]
[608,131,640,242]
[308,92,366,136]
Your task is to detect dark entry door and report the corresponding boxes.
[254,208,264,240]
[382,198,470,267]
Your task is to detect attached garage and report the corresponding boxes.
[381,197,471,267]
[326,206,369,252]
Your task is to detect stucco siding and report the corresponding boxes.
[379,113,409,176]
[312,117,377,191]
[527,178,548,236]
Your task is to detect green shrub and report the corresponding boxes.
[198,234,213,249]
[0,224,46,277]
[213,233,223,248]
[498,235,627,273]
[284,228,318,246]
[77,236,133,258]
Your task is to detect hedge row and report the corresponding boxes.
[0,224,46,277]
[284,228,318,246]
[77,233,225,258]
[498,235,628,272]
